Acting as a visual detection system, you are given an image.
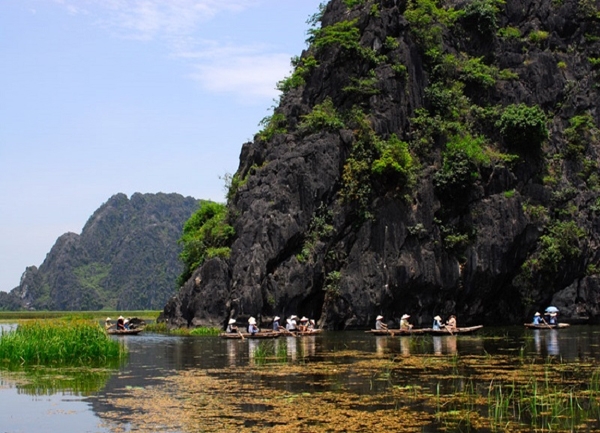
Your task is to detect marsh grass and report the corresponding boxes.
[189,327,221,336]
[429,356,600,432]
[143,322,221,336]
[252,340,289,365]
[0,310,160,322]
[0,319,125,367]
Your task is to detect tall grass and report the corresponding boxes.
[252,340,289,365]
[143,322,221,336]
[0,319,125,367]
[0,310,160,321]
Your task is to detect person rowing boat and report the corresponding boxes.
[226,318,239,334]
[400,314,413,330]
[375,315,388,331]
[248,317,259,335]
[446,315,457,330]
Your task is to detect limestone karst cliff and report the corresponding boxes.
[2,193,199,311]
[163,0,600,329]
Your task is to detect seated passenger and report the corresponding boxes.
[548,313,557,325]
[400,314,413,330]
[226,318,238,333]
[375,315,388,331]
[287,315,298,331]
[248,317,259,335]
[432,315,443,330]
[308,319,316,331]
[105,317,113,330]
[299,317,309,332]
[272,316,283,331]
[532,312,542,325]
[116,316,125,330]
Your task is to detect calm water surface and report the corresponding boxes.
[1,325,600,432]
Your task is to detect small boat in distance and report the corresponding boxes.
[524,323,570,329]
[367,325,483,336]
[107,328,144,335]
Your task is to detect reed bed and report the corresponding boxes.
[252,340,289,365]
[0,319,126,367]
[143,321,221,336]
[426,355,600,432]
[0,310,160,322]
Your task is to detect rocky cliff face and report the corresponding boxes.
[2,193,199,311]
[163,0,600,329]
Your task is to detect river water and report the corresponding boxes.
[1,325,600,432]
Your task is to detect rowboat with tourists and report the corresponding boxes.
[367,325,483,336]
[525,307,569,329]
[105,316,145,335]
[107,328,144,335]
[219,331,282,339]
[524,323,570,329]
[368,314,483,336]
[220,315,322,339]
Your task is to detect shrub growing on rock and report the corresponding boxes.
[178,201,234,285]
[496,103,548,153]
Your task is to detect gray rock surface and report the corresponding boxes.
[163,0,600,328]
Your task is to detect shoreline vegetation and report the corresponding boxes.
[143,321,221,336]
[0,319,126,367]
[0,310,161,322]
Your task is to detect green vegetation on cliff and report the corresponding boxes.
[177,201,234,286]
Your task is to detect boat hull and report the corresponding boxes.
[367,325,483,336]
[220,329,323,339]
[107,328,144,335]
[219,331,282,339]
[524,323,570,329]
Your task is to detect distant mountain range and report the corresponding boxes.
[0,192,200,311]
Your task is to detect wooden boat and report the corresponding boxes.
[292,329,323,337]
[367,325,483,336]
[107,328,144,335]
[524,323,570,329]
[219,331,282,339]
[420,325,483,335]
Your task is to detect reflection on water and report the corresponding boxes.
[2,325,600,432]
[532,329,560,356]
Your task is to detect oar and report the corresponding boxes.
[445,325,454,336]
[237,329,245,340]
[282,328,297,337]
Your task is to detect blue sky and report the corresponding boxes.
[0,0,324,292]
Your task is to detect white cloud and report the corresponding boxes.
[192,52,291,100]
[50,0,291,101]
[54,0,258,39]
